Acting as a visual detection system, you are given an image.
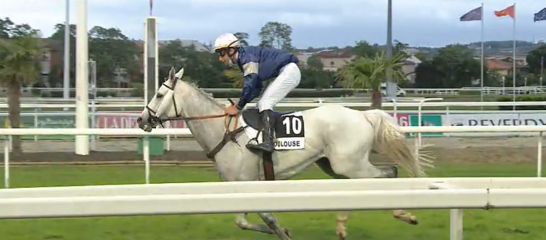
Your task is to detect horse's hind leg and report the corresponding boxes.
[235,213,274,234]
[258,212,292,240]
[316,157,351,240]
[316,156,407,240]
[235,213,291,236]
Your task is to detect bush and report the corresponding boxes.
[209,89,355,98]
[130,83,144,97]
[497,95,546,110]
[30,82,47,97]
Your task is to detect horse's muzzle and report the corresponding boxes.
[137,117,153,132]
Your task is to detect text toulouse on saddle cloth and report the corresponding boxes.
[240,108,305,150]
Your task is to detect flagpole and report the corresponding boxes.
[480,3,484,107]
[512,3,516,110]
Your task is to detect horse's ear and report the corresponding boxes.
[175,68,185,79]
[168,67,175,80]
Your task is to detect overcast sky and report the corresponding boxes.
[2,0,546,48]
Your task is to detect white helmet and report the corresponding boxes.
[213,33,240,51]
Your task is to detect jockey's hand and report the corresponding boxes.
[224,104,239,116]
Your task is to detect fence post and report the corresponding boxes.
[143,136,150,184]
[538,131,543,178]
[4,138,9,188]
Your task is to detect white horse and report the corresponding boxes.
[137,67,434,240]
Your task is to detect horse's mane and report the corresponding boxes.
[182,80,224,108]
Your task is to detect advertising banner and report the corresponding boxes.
[443,113,546,136]
[97,111,186,137]
[391,113,410,127]
[409,114,443,136]
[0,115,76,140]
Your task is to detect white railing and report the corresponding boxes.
[1,125,543,188]
[4,99,546,146]
[0,126,544,240]
[9,86,546,95]
[1,100,546,109]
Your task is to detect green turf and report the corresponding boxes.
[0,163,544,240]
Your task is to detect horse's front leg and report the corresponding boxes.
[235,213,291,236]
[235,213,274,234]
[393,210,419,225]
[258,212,292,240]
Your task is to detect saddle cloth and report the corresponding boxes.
[239,108,305,150]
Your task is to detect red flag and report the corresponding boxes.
[149,0,153,15]
[494,5,515,18]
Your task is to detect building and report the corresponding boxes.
[401,55,422,83]
[315,49,356,71]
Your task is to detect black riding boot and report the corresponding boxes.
[246,110,275,153]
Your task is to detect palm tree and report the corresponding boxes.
[337,50,406,109]
[0,31,42,153]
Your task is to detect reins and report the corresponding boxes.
[148,92,244,160]
[146,72,245,159]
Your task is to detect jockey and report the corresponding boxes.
[213,33,301,153]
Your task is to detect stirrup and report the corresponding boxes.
[246,137,274,152]
[247,110,275,152]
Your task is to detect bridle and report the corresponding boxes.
[145,75,227,127]
[145,75,247,160]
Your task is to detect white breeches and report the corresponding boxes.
[257,63,301,112]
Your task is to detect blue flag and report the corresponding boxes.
[460,6,483,21]
[534,7,546,22]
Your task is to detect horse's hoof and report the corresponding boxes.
[283,228,292,238]
[391,166,398,178]
[393,211,418,225]
[337,231,347,240]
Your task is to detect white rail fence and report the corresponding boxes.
[0,126,545,240]
[7,86,546,96]
[5,100,546,146]
[3,100,546,110]
[1,126,543,188]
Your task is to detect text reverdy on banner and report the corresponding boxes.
[444,113,546,136]
[447,114,546,126]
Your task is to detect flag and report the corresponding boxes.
[149,0,153,15]
[460,6,483,21]
[494,5,515,18]
[534,7,546,22]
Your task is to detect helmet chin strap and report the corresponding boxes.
[227,51,238,66]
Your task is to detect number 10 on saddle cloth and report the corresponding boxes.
[242,111,306,150]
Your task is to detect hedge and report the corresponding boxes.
[497,95,546,110]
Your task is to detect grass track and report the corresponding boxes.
[0,163,544,240]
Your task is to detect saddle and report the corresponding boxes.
[241,108,293,132]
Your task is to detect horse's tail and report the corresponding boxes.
[369,110,434,177]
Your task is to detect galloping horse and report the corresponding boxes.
[137,67,434,240]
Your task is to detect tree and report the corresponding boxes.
[353,40,379,58]
[258,22,294,50]
[337,51,406,109]
[393,40,409,58]
[306,54,324,70]
[0,18,42,153]
[49,23,76,88]
[159,40,226,87]
[526,44,546,75]
[233,32,249,47]
[88,26,139,87]
[414,44,483,88]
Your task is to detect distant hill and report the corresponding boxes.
[298,40,544,60]
[397,41,541,58]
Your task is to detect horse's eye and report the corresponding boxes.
[156,93,163,98]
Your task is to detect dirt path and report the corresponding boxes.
[1,137,543,164]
